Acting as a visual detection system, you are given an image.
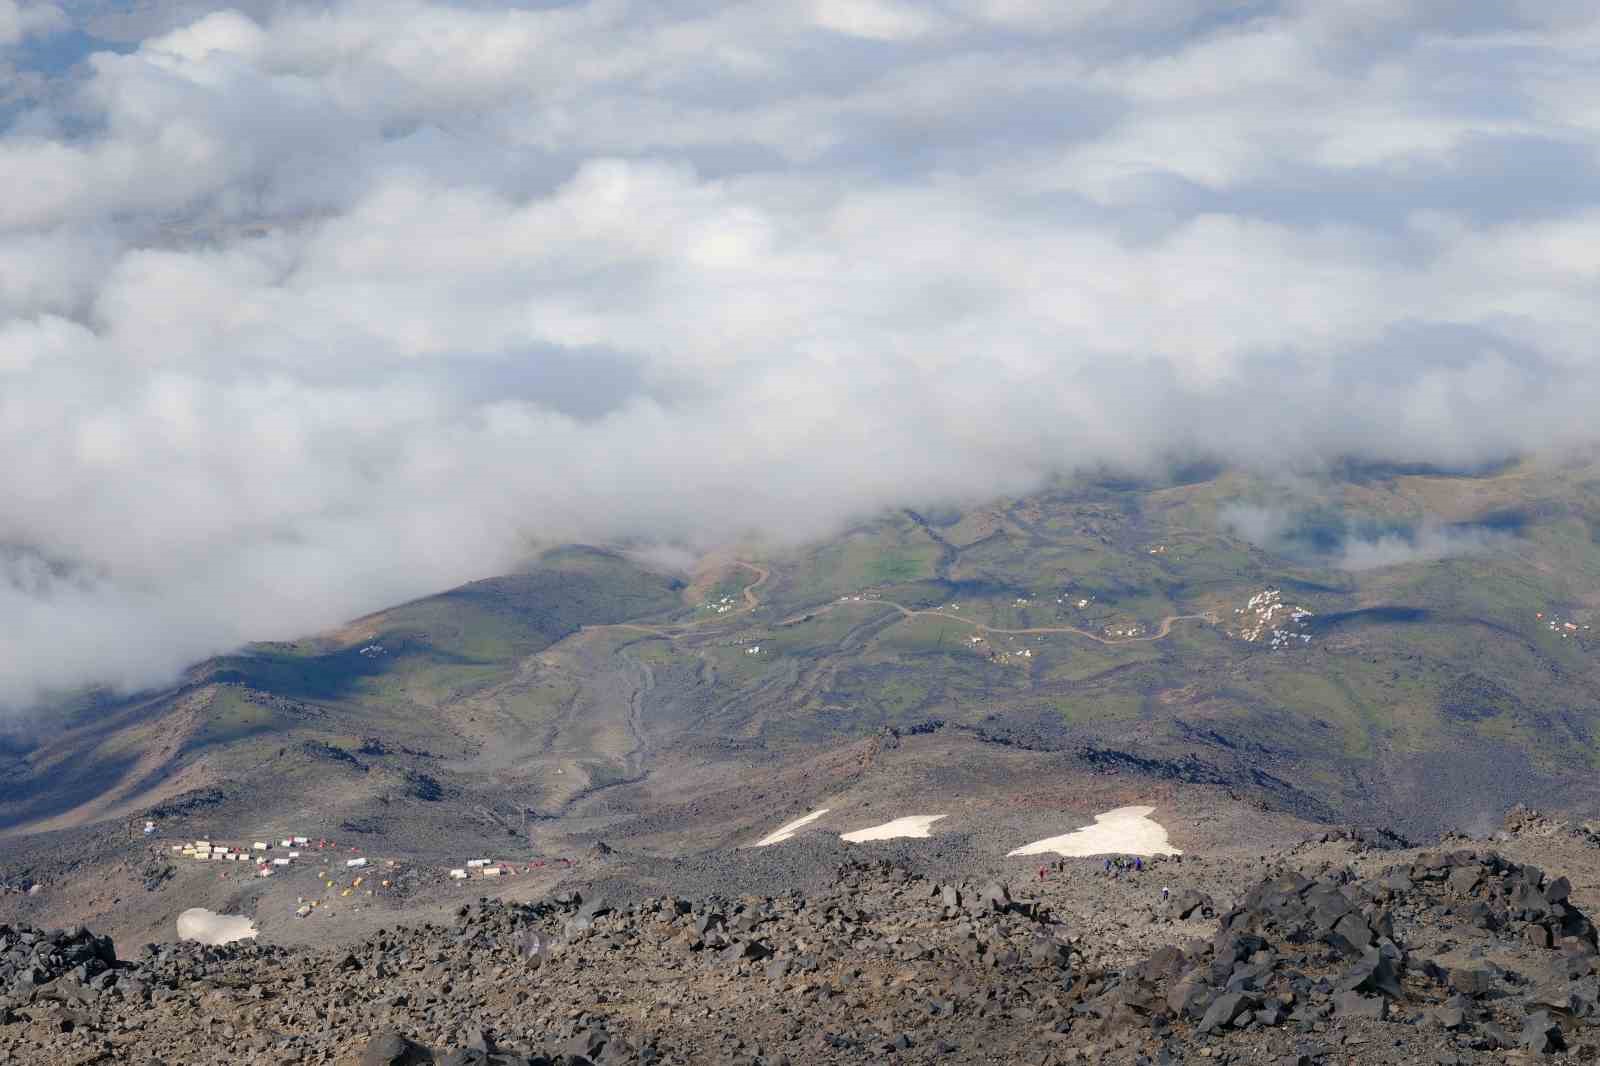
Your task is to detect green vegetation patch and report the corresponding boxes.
[789,519,942,601]
[871,616,979,657]
[184,688,285,755]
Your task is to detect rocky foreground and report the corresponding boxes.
[9,829,1600,1064]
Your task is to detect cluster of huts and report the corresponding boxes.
[168,835,381,881]
[172,836,316,876]
[448,858,513,880]
[1538,611,1591,639]
[1235,587,1313,647]
[446,857,573,881]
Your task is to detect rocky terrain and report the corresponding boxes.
[8,808,1600,1064]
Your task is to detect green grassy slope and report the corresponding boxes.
[13,458,1600,836]
[0,548,685,832]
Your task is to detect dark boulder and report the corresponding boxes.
[1196,992,1258,1033]
[362,1030,435,1066]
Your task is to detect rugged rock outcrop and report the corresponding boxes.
[6,851,1600,1063]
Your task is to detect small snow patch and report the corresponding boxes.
[751,808,830,847]
[840,814,946,843]
[177,908,258,946]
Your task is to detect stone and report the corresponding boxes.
[980,883,1011,913]
[1175,890,1214,921]
[1328,913,1376,957]
[562,1029,607,1061]
[361,1030,435,1066]
[1029,935,1069,970]
[1338,951,1404,999]
[437,1052,487,1066]
[576,896,613,922]
[1519,1010,1564,1054]
[1332,990,1387,1021]
[1166,975,1215,1021]
[1450,967,1494,996]
[1197,992,1257,1033]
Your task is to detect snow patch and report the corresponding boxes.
[751,808,830,847]
[1007,805,1181,858]
[176,908,259,946]
[840,814,946,843]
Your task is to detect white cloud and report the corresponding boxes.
[1219,503,1519,571]
[144,10,266,64]
[812,0,946,41]
[0,0,65,47]
[3,1,1600,707]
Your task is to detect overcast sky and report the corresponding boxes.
[4,0,1600,708]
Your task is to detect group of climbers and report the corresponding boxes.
[1034,854,1149,881]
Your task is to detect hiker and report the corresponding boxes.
[1103,858,1112,874]
[1135,857,1143,872]
[1161,886,1170,903]
[1038,865,1047,882]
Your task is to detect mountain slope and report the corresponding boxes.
[9,460,1600,949]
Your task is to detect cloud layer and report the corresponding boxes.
[5,1,1600,706]
[1219,503,1518,571]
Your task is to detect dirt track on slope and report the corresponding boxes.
[587,559,1207,649]
[580,561,769,639]
[778,598,1213,646]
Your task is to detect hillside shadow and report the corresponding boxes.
[1328,456,1520,483]
[211,643,419,703]
[1308,606,1434,632]
[0,746,144,833]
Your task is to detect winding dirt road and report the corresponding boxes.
[587,559,1209,648]
[582,561,770,639]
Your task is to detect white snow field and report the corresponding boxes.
[176,908,259,946]
[1007,805,1181,858]
[840,814,947,843]
[751,808,831,847]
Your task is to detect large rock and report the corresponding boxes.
[362,1030,435,1066]
[979,882,1012,913]
[1196,992,1258,1033]
[1338,951,1403,999]
[1520,1010,1564,1054]
[1175,890,1214,921]
[1166,974,1215,1021]
[1449,967,1495,997]
[1327,912,1376,957]
[1332,990,1387,1021]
